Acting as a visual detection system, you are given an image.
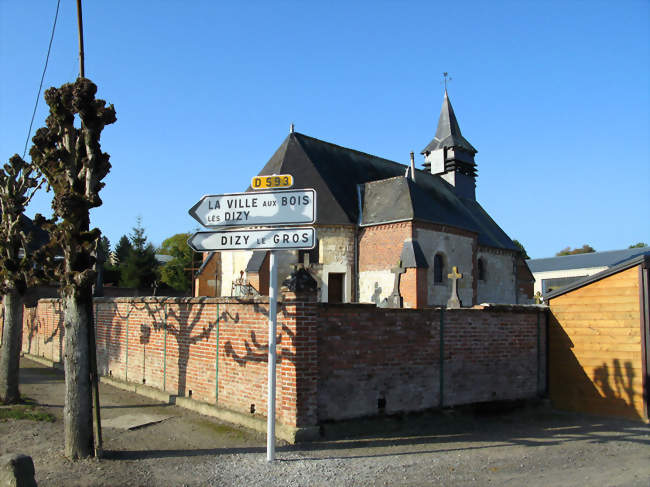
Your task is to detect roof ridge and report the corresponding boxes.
[292,131,410,169]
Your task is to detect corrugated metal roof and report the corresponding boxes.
[527,247,650,273]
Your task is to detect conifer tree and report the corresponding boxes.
[119,217,158,290]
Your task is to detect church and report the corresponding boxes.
[194,91,534,307]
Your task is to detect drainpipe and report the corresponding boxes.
[355,184,364,303]
[439,307,445,408]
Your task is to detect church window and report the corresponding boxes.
[433,253,444,284]
[478,258,486,281]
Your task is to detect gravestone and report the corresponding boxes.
[446,266,463,309]
[386,263,406,308]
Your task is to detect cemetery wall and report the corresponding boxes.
[19,296,546,432]
[316,303,547,421]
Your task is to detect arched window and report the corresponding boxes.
[433,253,444,284]
[478,258,486,281]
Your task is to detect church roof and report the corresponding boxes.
[253,132,517,252]
[421,91,477,155]
[361,176,517,250]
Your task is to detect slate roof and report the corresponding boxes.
[254,132,518,252]
[421,91,477,155]
[545,253,650,300]
[527,247,650,273]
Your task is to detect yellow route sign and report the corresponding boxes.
[251,174,293,190]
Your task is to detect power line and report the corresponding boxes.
[22,0,61,159]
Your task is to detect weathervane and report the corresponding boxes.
[443,72,452,91]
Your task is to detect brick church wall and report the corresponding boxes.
[359,222,413,303]
[21,297,546,431]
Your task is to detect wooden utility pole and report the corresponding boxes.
[76,0,85,77]
[76,0,102,457]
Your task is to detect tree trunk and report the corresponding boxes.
[0,290,23,404]
[63,289,94,459]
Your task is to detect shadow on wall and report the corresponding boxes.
[142,300,215,397]
[222,301,297,367]
[549,313,642,420]
[41,303,64,363]
[95,301,126,376]
[371,282,382,306]
[23,303,64,362]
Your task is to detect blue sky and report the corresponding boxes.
[1,0,648,259]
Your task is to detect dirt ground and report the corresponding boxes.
[1,358,649,486]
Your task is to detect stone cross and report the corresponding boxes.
[387,263,406,308]
[446,266,462,309]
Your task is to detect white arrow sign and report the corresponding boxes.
[187,227,316,252]
[189,189,316,228]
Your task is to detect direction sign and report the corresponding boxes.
[251,174,293,190]
[187,227,316,252]
[189,189,316,228]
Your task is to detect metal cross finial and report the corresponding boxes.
[443,72,452,92]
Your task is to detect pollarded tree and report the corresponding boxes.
[30,77,116,459]
[0,155,44,404]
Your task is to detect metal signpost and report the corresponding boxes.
[188,176,316,463]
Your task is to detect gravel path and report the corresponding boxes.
[2,358,649,486]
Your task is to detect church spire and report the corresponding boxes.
[421,90,476,156]
[422,89,478,200]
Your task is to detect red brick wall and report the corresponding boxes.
[21,296,546,429]
[22,296,314,428]
[359,222,412,271]
[400,268,427,308]
[316,304,546,421]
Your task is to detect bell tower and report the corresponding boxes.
[421,90,478,200]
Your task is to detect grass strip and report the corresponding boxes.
[0,404,55,422]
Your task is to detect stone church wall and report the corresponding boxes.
[414,225,475,306]
[313,225,356,303]
[476,248,517,304]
